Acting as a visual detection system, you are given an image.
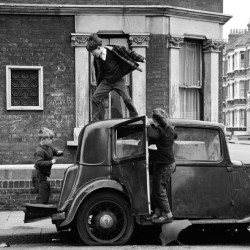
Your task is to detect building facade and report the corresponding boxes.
[0,1,230,209]
[222,21,250,139]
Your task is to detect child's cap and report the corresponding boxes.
[38,127,54,139]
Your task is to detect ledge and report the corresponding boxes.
[0,4,231,24]
[0,164,72,170]
[0,164,72,180]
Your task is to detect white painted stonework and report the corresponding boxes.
[68,6,230,143]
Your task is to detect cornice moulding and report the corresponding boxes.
[0,4,231,24]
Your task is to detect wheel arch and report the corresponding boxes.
[58,179,129,229]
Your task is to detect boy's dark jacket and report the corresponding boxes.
[147,124,177,165]
[34,145,63,177]
[93,45,145,85]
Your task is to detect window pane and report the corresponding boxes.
[179,88,200,120]
[115,121,144,158]
[174,127,221,161]
[239,81,245,98]
[179,41,201,87]
[248,50,250,66]
[240,110,245,127]
[82,127,107,164]
[11,70,39,106]
[179,41,201,120]
[240,52,245,68]
[234,82,237,98]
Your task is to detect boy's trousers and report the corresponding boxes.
[32,170,50,204]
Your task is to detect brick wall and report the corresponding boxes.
[0,180,62,210]
[146,34,169,116]
[0,165,68,210]
[0,0,223,13]
[0,15,76,165]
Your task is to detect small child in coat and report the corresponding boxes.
[32,127,63,204]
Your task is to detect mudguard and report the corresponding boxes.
[58,179,127,229]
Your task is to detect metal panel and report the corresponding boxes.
[172,165,233,219]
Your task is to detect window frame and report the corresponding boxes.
[179,39,202,120]
[240,109,245,127]
[248,49,250,66]
[174,126,222,163]
[240,51,245,69]
[239,81,245,98]
[6,65,43,110]
[114,120,145,160]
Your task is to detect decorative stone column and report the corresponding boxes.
[129,33,150,116]
[247,92,250,133]
[203,39,224,122]
[167,35,184,118]
[70,33,90,142]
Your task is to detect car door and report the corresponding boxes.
[111,116,151,216]
[227,161,250,219]
[171,125,235,219]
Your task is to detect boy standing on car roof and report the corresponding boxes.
[86,33,146,121]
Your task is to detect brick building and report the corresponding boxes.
[222,20,250,139]
[0,1,230,209]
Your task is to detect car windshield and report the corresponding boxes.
[174,126,221,161]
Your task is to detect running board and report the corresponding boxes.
[190,218,250,224]
[24,203,58,223]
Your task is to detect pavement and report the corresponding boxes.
[228,139,250,145]
[0,210,60,245]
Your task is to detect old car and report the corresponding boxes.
[24,116,250,245]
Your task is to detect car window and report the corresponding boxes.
[115,121,144,158]
[81,127,107,164]
[174,127,221,161]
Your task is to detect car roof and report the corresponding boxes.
[85,117,225,130]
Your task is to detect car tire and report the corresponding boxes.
[76,191,135,245]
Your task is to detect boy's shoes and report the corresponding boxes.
[152,216,173,224]
[146,208,161,220]
[152,212,173,224]
[151,208,161,219]
[146,213,159,221]
[151,213,159,219]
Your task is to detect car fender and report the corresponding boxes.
[59,179,127,228]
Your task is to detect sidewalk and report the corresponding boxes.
[228,139,250,145]
[0,210,59,245]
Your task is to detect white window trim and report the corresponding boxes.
[6,65,43,110]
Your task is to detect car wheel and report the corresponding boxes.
[76,192,135,245]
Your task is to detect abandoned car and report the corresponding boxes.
[24,116,250,245]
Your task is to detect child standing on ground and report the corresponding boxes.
[32,127,63,204]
